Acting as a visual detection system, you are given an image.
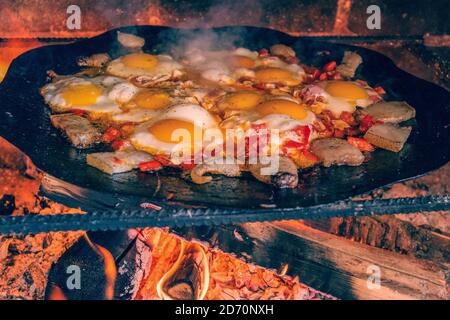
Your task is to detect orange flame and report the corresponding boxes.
[156,239,210,300]
[0,40,44,82]
[84,234,117,300]
[48,285,67,300]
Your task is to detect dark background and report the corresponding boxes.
[0,0,448,38]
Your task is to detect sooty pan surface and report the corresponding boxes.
[0,26,449,210]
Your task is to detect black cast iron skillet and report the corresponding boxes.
[0,26,449,212]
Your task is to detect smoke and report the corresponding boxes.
[151,0,264,56]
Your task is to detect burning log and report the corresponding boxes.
[156,240,209,300]
[135,228,326,300]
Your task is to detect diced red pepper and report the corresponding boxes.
[312,69,321,80]
[111,139,126,151]
[333,129,345,138]
[319,72,328,81]
[69,109,87,116]
[102,127,121,143]
[323,61,337,72]
[359,114,376,132]
[374,86,386,95]
[347,137,375,152]
[340,111,357,126]
[153,155,178,168]
[139,161,163,172]
[258,48,269,57]
[294,125,311,143]
[283,140,306,150]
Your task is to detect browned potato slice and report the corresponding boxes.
[246,156,299,188]
[270,44,296,58]
[86,150,153,175]
[362,101,415,123]
[117,31,145,49]
[336,51,363,78]
[311,138,365,167]
[364,123,412,152]
[50,113,101,148]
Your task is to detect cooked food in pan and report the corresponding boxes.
[40,32,415,189]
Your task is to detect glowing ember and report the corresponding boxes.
[136,228,321,300]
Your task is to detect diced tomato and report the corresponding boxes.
[102,127,121,143]
[340,111,356,126]
[359,114,376,132]
[139,161,163,172]
[69,109,87,116]
[323,61,337,72]
[347,137,375,152]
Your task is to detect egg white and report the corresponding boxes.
[106,54,183,79]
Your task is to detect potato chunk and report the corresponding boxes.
[50,113,101,148]
[364,123,412,152]
[362,101,416,123]
[86,150,153,175]
[311,138,365,167]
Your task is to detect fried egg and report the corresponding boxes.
[106,53,183,79]
[131,104,220,160]
[220,98,316,133]
[41,76,122,116]
[191,48,305,87]
[304,81,375,116]
[111,89,174,124]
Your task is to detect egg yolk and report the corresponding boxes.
[257,99,308,120]
[226,55,255,69]
[148,119,204,151]
[62,83,102,106]
[221,91,263,110]
[325,81,369,100]
[255,68,301,85]
[122,53,158,70]
[133,91,171,109]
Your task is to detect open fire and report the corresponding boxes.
[0,0,449,302]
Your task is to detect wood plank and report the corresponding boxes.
[269,221,449,300]
[177,222,449,300]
